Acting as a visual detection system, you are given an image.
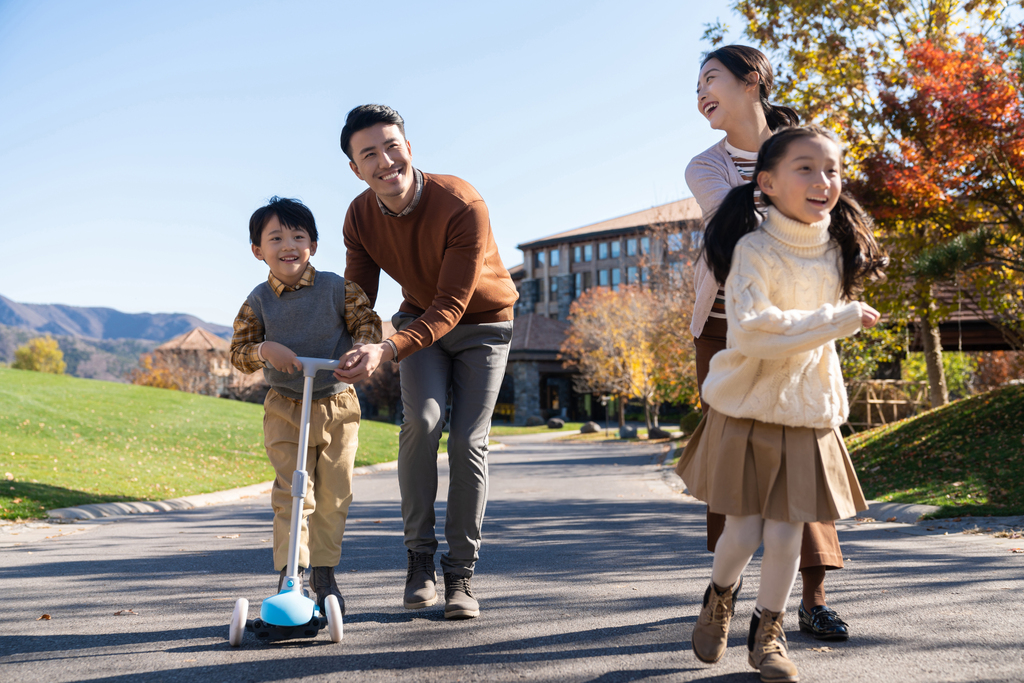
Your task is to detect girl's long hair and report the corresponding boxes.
[701,125,887,300]
[702,45,799,131]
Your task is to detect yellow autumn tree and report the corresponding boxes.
[12,335,66,374]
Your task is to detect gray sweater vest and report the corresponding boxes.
[247,271,353,400]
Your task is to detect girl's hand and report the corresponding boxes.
[261,342,302,373]
[859,303,881,329]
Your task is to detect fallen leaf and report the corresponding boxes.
[810,646,833,652]
[217,534,240,539]
[37,614,51,620]
[1010,548,1024,554]
[373,520,382,524]
[886,517,897,522]
[114,609,139,616]
[12,498,22,504]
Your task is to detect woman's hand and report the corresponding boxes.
[859,303,881,329]
[260,342,302,373]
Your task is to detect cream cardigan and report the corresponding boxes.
[701,207,864,429]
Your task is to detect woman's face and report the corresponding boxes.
[696,58,760,133]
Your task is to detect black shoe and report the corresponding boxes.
[798,603,849,641]
[309,566,346,616]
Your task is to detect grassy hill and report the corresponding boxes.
[0,368,399,521]
[847,383,1024,518]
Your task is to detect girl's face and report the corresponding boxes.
[758,135,842,225]
[696,58,760,133]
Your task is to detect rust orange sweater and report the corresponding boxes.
[343,172,518,361]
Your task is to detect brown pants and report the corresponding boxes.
[264,387,360,570]
[694,317,843,570]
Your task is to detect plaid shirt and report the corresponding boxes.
[230,264,381,374]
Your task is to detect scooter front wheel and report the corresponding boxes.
[325,595,343,642]
[229,598,248,647]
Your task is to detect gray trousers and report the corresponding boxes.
[393,313,513,577]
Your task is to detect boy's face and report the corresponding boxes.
[251,214,317,287]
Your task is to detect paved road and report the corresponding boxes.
[2,435,1023,682]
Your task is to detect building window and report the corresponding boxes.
[626,238,637,256]
[627,266,638,283]
[534,251,545,268]
[584,244,593,262]
[574,245,582,263]
[611,268,621,291]
[550,249,560,267]
[598,242,608,260]
[550,277,558,293]
[640,236,650,255]
[690,230,704,250]
[574,272,583,297]
[667,233,684,253]
[610,240,620,258]
[641,267,650,283]
[599,269,609,287]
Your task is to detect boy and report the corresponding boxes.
[230,196,381,614]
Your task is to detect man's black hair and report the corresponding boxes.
[339,104,405,161]
[249,196,318,246]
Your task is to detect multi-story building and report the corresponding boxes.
[514,198,703,320]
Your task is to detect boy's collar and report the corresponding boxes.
[268,263,316,296]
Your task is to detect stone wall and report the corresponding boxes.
[555,274,575,321]
[511,361,541,425]
[517,279,539,317]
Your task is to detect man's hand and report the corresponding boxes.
[859,302,881,329]
[261,342,302,373]
[334,342,394,383]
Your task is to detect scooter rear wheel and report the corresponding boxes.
[325,595,343,642]
[229,598,248,647]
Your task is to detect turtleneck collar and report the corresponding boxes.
[762,205,832,253]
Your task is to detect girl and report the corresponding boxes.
[687,44,854,642]
[677,125,886,682]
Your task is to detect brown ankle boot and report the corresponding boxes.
[691,578,742,663]
[747,608,799,682]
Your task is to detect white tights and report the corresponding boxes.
[710,514,804,613]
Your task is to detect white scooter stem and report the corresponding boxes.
[283,357,345,586]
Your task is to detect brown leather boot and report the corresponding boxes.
[691,578,742,663]
[747,608,799,682]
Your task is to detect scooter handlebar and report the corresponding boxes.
[294,356,344,381]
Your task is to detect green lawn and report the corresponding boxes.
[0,368,398,521]
[489,422,585,436]
[846,383,1024,518]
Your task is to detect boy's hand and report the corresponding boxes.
[335,342,393,383]
[859,303,881,329]
[261,342,303,373]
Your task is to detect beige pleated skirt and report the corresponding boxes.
[676,407,867,523]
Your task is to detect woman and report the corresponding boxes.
[685,44,851,642]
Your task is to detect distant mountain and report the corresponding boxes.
[0,294,231,342]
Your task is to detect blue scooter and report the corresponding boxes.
[229,357,346,646]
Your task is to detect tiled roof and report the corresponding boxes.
[518,197,702,249]
[156,327,230,351]
[510,313,569,353]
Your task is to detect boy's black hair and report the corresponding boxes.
[701,125,887,300]
[249,196,318,246]
[339,104,405,161]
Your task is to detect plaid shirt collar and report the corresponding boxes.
[268,263,316,297]
[376,168,424,217]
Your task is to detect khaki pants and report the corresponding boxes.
[264,387,359,570]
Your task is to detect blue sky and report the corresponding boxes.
[0,0,735,327]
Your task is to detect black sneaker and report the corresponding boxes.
[798,603,850,641]
[443,572,479,620]
[309,566,346,616]
[404,550,438,609]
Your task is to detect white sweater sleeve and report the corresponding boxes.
[726,248,863,360]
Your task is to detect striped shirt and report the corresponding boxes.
[230,264,381,374]
[708,142,763,320]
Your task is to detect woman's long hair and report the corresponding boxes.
[702,45,800,131]
[701,125,887,300]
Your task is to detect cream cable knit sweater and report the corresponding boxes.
[701,207,864,429]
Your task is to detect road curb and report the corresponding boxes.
[45,452,463,521]
[661,442,943,525]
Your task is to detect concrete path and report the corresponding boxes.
[1,437,1022,682]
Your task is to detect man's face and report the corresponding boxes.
[348,123,415,206]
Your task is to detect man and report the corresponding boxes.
[334,104,517,620]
